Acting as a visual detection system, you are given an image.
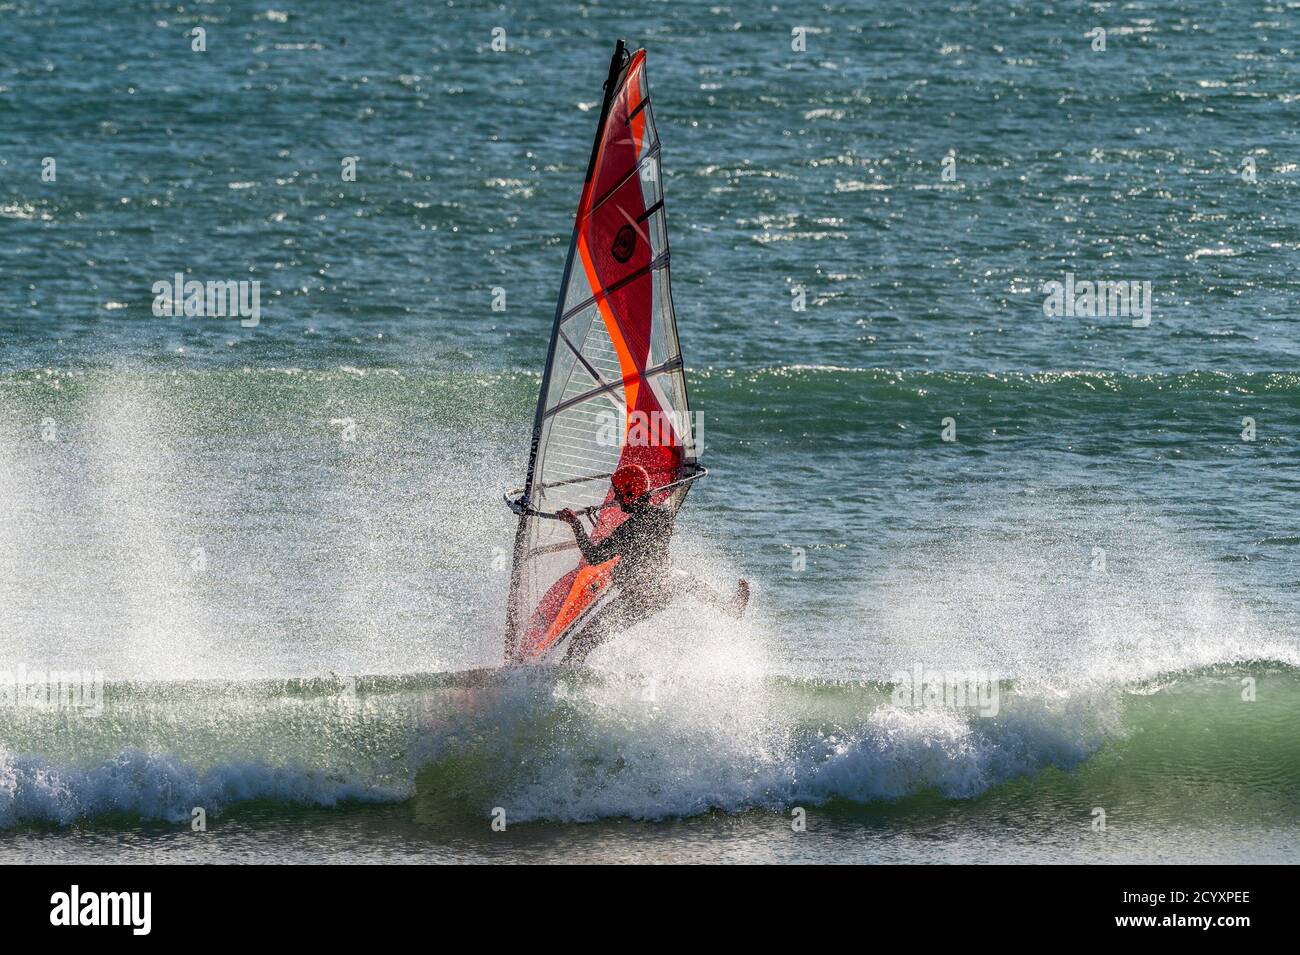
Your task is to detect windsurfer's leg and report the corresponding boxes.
[562,596,641,665]
[666,569,749,618]
[563,618,609,665]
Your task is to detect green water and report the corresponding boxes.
[1,666,1296,862]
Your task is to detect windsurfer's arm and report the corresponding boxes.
[556,509,608,564]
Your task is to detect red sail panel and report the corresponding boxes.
[573,50,684,538]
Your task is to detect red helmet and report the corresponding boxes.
[611,463,651,503]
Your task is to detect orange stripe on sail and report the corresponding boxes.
[626,58,647,154]
[575,225,641,423]
[570,51,647,436]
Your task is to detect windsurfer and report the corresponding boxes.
[554,463,749,663]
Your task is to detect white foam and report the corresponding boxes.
[0,748,404,828]
[430,668,1119,823]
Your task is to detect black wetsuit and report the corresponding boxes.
[563,501,676,662]
[569,501,674,592]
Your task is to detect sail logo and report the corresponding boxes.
[49,886,151,935]
[891,664,1000,717]
[1041,272,1152,327]
[151,272,261,327]
[611,225,638,262]
[595,409,703,455]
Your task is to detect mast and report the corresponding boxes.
[505,40,632,653]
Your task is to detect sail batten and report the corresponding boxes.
[558,254,670,323]
[504,41,700,663]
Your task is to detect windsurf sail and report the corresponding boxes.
[504,40,703,664]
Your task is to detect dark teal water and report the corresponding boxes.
[5,0,1299,372]
[1,0,1298,862]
